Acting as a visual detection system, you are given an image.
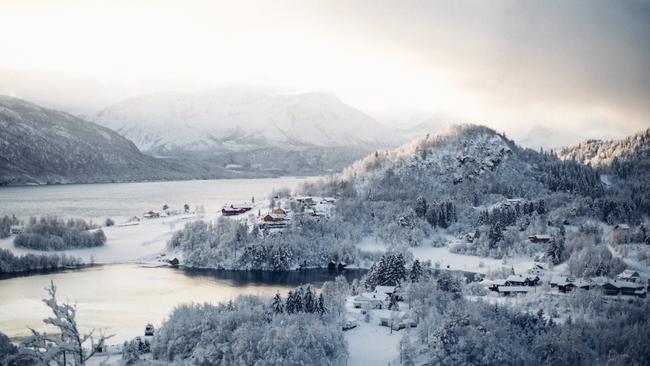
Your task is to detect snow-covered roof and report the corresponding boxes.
[497,286,533,293]
[354,292,383,302]
[374,286,396,295]
[529,234,551,239]
[506,275,537,282]
[617,269,640,278]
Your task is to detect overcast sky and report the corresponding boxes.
[0,0,648,147]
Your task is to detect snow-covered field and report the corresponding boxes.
[356,237,536,275]
[0,214,205,264]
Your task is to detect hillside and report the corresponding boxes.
[0,96,245,185]
[332,125,557,201]
[554,128,650,177]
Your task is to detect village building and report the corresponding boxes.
[260,212,289,228]
[591,277,646,297]
[377,310,414,330]
[143,211,160,219]
[550,276,591,293]
[617,269,641,283]
[505,274,540,286]
[528,234,551,243]
[222,203,253,216]
[352,293,386,309]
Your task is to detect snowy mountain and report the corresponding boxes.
[554,128,650,170]
[339,125,544,198]
[93,88,397,154]
[0,96,252,185]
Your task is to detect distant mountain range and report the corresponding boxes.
[92,88,397,154]
[2,90,647,186]
[0,96,261,185]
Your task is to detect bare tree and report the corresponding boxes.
[21,281,112,365]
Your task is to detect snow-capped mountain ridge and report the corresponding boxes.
[0,95,195,185]
[93,89,397,154]
[554,128,650,167]
[341,124,520,185]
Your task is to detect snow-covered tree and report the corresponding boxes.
[272,292,284,314]
[21,281,111,365]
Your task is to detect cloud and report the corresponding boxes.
[0,0,647,145]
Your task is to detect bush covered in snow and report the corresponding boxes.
[14,216,105,251]
[0,248,83,274]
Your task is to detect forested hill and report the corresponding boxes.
[310,124,603,204]
[300,124,647,252]
[0,95,239,185]
[554,128,650,179]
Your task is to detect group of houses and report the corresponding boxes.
[489,265,647,298]
[488,274,542,295]
[550,270,646,297]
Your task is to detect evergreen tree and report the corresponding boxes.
[285,291,295,314]
[303,286,315,313]
[415,196,427,218]
[316,293,327,316]
[272,292,284,314]
[293,287,304,312]
[409,259,424,282]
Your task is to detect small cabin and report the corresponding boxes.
[528,234,551,244]
[222,203,253,216]
[143,211,160,219]
[617,269,640,283]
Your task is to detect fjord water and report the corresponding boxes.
[0,265,366,342]
[0,176,368,342]
[0,177,314,221]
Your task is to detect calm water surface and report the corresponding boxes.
[0,264,366,343]
[0,177,315,221]
[0,177,347,343]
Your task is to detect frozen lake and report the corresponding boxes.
[0,264,366,343]
[0,177,315,222]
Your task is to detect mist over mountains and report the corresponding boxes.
[1,90,647,186]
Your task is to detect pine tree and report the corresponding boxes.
[285,290,295,314]
[409,259,423,282]
[293,287,304,312]
[272,292,284,314]
[316,293,327,316]
[415,196,427,218]
[303,286,315,313]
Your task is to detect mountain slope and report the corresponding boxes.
[336,125,546,200]
[93,88,397,154]
[0,96,226,185]
[554,129,650,171]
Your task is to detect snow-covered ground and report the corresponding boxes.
[0,214,206,264]
[344,298,401,366]
[356,237,536,275]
